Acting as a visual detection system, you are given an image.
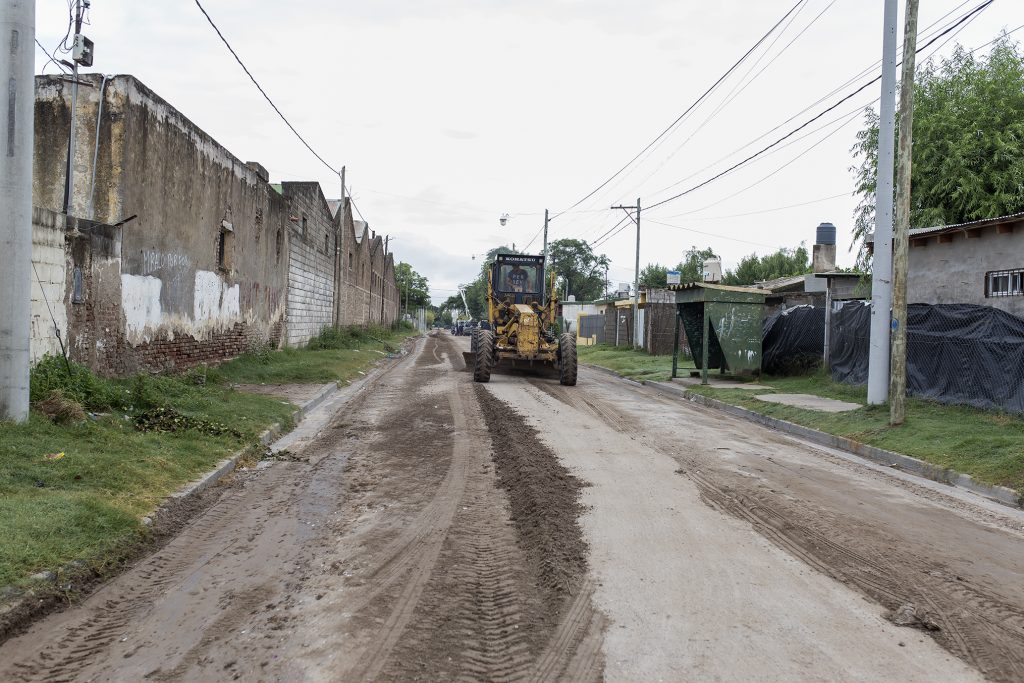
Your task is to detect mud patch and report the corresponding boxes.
[473,384,590,620]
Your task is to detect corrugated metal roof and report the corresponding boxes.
[667,282,765,294]
[909,211,1024,237]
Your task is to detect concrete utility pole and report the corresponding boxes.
[0,0,35,423]
[890,0,920,426]
[867,0,899,406]
[611,199,642,350]
[62,0,86,215]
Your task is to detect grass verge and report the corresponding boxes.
[580,345,1024,493]
[577,344,694,382]
[214,324,416,385]
[0,362,295,589]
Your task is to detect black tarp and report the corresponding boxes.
[828,301,1024,413]
[761,305,825,375]
[763,301,1024,412]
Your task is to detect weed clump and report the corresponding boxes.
[35,390,87,425]
[134,406,242,438]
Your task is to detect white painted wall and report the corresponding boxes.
[121,274,163,338]
[30,211,68,363]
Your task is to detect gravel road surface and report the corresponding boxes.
[1,331,1021,681]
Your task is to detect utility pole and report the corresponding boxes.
[542,209,549,261]
[890,0,920,426]
[62,0,86,215]
[0,0,35,422]
[379,235,389,324]
[867,0,899,406]
[611,198,642,349]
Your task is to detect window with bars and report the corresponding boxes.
[985,269,1024,297]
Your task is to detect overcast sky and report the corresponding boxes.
[35,0,1020,302]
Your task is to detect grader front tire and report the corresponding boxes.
[473,331,495,383]
[559,333,578,386]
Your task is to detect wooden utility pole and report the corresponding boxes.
[890,0,920,426]
[379,235,389,324]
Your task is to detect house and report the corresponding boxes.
[901,213,1024,317]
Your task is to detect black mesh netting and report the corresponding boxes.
[769,300,1024,413]
[761,305,825,375]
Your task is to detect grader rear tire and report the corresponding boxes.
[559,333,578,386]
[473,330,495,383]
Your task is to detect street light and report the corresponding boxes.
[499,213,510,227]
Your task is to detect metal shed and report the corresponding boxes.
[668,282,767,383]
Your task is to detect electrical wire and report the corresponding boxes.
[643,0,995,213]
[34,38,72,75]
[193,0,340,176]
[647,0,980,200]
[550,0,808,221]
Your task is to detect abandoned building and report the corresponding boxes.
[30,73,400,375]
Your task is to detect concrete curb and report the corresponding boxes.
[170,383,338,502]
[0,384,343,636]
[581,363,1022,509]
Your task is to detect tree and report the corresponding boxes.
[395,262,430,310]
[851,35,1024,267]
[721,245,810,286]
[639,264,668,289]
[676,246,719,284]
[547,239,610,301]
[638,247,719,291]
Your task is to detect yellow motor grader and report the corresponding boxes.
[466,253,577,385]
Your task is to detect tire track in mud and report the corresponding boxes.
[5,477,292,683]
[340,335,601,682]
[0,338,428,683]
[540,373,1024,682]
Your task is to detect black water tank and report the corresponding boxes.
[816,222,837,245]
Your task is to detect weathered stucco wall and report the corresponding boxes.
[34,74,290,373]
[339,206,399,327]
[31,74,402,374]
[908,222,1024,317]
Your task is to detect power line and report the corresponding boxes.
[551,0,808,220]
[643,0,994,213]
[677,191,850,222]
[647,0,981,200]
[193,0,339,176]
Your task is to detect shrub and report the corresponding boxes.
[30,355,119,411]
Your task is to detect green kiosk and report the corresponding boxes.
[668,282,767,384]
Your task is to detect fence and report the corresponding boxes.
[577,314,607,346]
[645,303,686,356]
[764,301,1024,413]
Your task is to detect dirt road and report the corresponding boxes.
[1,332,1022,681]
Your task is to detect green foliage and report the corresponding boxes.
[307,324,398,350]
[30,356,120,411]
[639,246,720,290]
[639,264,668,289]
[395,262,431,309]
[721,245,810,286]
[547,239,610,301]
[2,362,296,586]
[851,35,1024,266]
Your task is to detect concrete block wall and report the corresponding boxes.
[281,183,337,346]
[908,222,1024,317]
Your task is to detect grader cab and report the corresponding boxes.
[468,253,577,386]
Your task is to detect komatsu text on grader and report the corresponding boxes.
[465,253,577,386]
